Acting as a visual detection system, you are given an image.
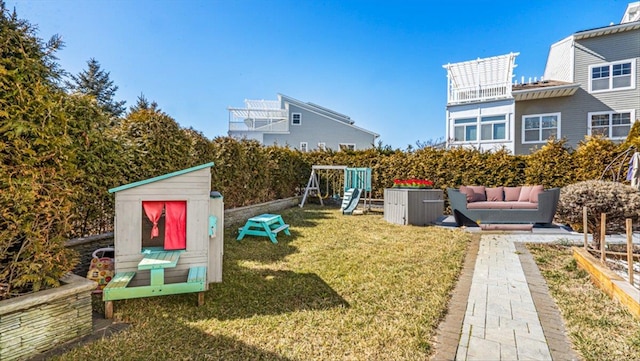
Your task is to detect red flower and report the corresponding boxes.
[392,179,434,188]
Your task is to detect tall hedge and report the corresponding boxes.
[0,4,78,298]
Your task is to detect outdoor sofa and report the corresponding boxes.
[447,185,560,226]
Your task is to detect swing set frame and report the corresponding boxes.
[299,165,372,210]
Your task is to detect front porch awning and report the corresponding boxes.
[512,81,580,101]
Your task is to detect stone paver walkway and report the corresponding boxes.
[433,231,583,360]
[457,235,552,360]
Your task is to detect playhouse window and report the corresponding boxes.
[141,201,187,251]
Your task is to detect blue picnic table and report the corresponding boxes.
[236,213,291,244]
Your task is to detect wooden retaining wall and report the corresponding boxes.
[573,247,640,320]
[0,274,96,361]
[223,196,300,226]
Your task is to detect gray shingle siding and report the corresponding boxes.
[515,90,593,154]
[229,94,378,151]
[263,103,377,150]
[515,28,640,155]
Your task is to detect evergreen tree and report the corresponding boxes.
[128,93,160,113]
[0,1,78,298]
[66,57,126,118]
[115,100,193,182]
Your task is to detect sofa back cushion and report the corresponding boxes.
[485,186,504,201]
[529,185,545,203]
[504,186,521,201]
[518,186,533,202]
[459,185,486,202]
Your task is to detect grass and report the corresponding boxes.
[55,205,471,360]
[527,244,640,361]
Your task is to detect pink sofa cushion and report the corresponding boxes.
[466,186,487,202]
[485,187,504,201]
[504,187,521,201]
[467,201,538,210]
[459,186,471,201]
[467,201,513,209]
[509,202,538,209]
[529,185,545,203]
[460,185,486,202]
[518,186,533,202]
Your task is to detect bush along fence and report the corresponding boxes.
[6,132,640,300]
[65,133,640,240]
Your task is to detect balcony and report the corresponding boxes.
[443,53,519,105]
[448,83,511,104]
[228,118,288,133]
[228,99,289,134]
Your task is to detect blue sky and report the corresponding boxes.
[9,0,633,149]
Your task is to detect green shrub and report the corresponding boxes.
[572,136,619,181]
[555,180,640,247]
[525,139,574,187]
[0,4,79,298]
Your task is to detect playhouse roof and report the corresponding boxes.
[108,162,215,193]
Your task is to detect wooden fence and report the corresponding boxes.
[582,207,639,287]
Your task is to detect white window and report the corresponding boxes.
[480,115,506,141]
[522,113,560,143]
[588,110,635,139]
[292,113,302,125]
[453,115,507,142]
[589,59,636,93]
[300,142,308,152]
[453,118,477,142]
[339,143,355,151]
[317,142,326,151]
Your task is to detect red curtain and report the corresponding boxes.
[164,201,186,250]
[142,201,164,238]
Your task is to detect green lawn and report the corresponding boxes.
[55,205,470,360]
[527,244,640,361]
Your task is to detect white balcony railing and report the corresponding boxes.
[448,83,511,104]
[228,119,288,133]
[228,105,289,133]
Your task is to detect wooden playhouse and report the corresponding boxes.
[102,162,223,318]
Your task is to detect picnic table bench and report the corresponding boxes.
[236,213,290,244]
[103,250,207,318]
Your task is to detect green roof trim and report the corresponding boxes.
[109,162,215,193]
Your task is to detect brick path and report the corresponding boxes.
[433,233,581,361]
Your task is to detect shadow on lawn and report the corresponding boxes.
[183,332,295,361]
[182,261,350,321]
[108,317,295,360]
[166,205,349,321]
[280,205,336,229]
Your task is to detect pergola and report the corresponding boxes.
[443,52,519,105]
[228,99,287,132]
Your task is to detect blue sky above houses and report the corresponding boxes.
[10,0,632,149]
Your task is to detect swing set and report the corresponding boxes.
[299,165,372,214]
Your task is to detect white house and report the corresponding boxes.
[228,93,379,151]
[444,2,640,155]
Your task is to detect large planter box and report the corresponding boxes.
[384,188,444,226]
[0,274,96,361]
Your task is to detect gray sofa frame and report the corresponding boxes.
[447,187,560,226]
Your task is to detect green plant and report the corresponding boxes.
[0,3,79,298]
[525,138,574,187]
